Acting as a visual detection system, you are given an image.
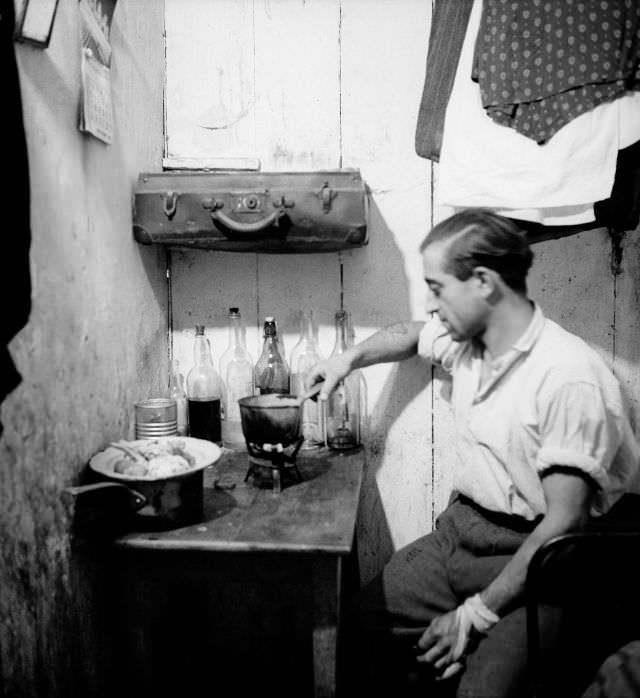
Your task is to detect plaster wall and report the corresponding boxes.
[0,1,166,694]
[165,0,640,584]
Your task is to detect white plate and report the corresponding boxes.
[89,436,222,481]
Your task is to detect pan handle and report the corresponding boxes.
[63,482,148,533]
[65,481,147,507]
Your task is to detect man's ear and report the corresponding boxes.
[471,266,502,301]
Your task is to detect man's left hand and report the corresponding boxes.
[415,608,469,680]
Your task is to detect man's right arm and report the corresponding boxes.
[305,321,424,398]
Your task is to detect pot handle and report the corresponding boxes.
[66,481,147,506]
[63,482,148,533]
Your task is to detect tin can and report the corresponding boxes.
[134,398,178,439]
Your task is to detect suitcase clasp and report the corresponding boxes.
[162,191,179,220]
[317,182,337,214]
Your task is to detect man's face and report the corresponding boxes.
[422,242,487,342]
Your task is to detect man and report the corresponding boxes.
[306,209,640,697]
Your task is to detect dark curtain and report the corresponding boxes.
[0,0,32,433]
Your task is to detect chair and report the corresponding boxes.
[525,494,640,697]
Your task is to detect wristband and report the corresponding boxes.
[463,593,500,633]
[451,594,500,660]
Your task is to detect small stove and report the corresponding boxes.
[243,438,304,493]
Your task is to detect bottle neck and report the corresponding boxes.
[263,334,281,355]
[169,361,183,390]
[331,315,349,355]
[194,335,214,366]
[300,312,314,342]
[228,316,244,348]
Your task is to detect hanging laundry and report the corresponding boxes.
[415,0,474,161]
[436,0,640,223]
[473,0,640,144]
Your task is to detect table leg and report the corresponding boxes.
[312,555,342,698]
[114,563,157,697]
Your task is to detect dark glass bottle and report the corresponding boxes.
[186,325,223,444]
[326,309,360,451]
[254,316,290,395]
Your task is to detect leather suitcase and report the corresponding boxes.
[133,169,368,253]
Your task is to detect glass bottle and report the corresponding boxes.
[219,307,254,447]
[326,309,360,451]
[186,325,223,444]
[254,316,290,394]
[289,310,324,449]
[347,312,366,445]
[169,358,188,436]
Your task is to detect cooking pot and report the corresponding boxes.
[238,394,302,447]
[68,437,221,532]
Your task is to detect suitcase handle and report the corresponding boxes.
[209,207,284,233]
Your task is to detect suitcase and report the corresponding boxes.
[133,169,368,253]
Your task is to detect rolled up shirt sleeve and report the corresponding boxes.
[536,381,624,490]
[417,315,462,374]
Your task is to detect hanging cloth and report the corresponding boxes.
[1,0,32,428]
[437,0,640,220]
[415,0,474,162]
[472,0,640,144]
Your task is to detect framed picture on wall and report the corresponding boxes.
[14,0,60,48]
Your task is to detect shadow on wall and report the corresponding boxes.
[344,196,435,583]
[135,242,170,314]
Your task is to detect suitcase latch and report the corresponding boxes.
[162,191,179,220]
[317,182,337,214]
[233,192,265,214]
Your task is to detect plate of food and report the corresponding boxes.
[89,436,221,481]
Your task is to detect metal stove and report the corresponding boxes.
[243,438,304,493]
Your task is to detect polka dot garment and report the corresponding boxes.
[472,0,640,144]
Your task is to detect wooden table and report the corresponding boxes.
[111,447,364,698]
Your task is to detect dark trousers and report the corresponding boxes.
[341,495,577,698]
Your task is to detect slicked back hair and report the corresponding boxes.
[419,209,533,293]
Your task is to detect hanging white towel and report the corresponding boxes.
[436,0,640,223]
[444,204,597,227]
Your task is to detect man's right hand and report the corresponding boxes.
[304,320,423,400]
[304,351,355,401]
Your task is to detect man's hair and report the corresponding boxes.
[419,209,534,293]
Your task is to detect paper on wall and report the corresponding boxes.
[78,0,117,144]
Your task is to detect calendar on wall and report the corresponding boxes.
[79,47,113,144]
[78,0,117,144]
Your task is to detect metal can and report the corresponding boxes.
[134,398,178,438]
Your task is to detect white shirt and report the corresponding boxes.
[418,304,640,519]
